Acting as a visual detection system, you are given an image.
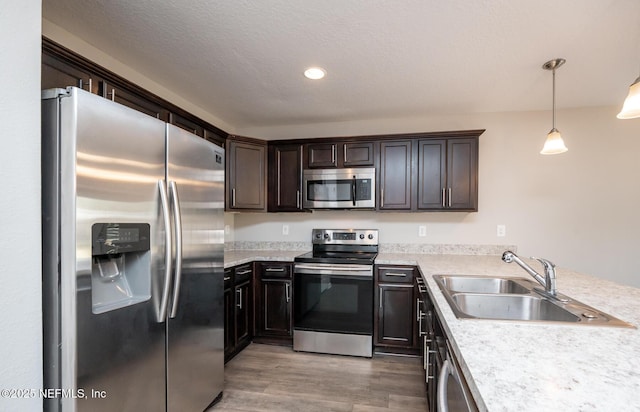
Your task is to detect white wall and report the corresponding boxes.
[234,106,640,288]
[0,1,43,411]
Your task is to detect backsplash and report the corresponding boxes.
[226,241,516,255]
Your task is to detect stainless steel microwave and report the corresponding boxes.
[303,167,376,209]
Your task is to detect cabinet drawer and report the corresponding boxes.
[224,268,233,288]
[377,266,415,283]
[259,263,292,279]
[234,264,253,283]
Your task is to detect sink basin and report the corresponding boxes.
[450,293,580,322]
[435,275,533,294]
[433,274,635,327]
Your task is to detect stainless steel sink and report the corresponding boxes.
[436,275,534,294]
[433,274,635,327]
[450,293,580,322]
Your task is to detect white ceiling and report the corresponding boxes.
[43,0,640,130]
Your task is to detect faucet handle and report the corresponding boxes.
[532,257,556,270]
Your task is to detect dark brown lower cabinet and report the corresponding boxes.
[224,264,253,363]
[374,265,418,354]
[254,262,293,344]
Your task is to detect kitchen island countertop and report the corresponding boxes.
[377,253,640,412]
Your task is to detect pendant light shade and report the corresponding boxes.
[617,76,640,119]
[540,59,568,155]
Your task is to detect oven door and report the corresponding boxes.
[294,263,373,335]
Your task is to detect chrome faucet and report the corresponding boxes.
[502,250,557,297]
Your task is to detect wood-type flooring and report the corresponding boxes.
[212,343,427,411]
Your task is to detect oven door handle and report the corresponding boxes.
[294,264,373,277]
[352,176,357,207]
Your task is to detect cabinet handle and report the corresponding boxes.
[231,188,236,207]
[285,283,290,303]
[384,272,407,277]
[265,267,285,272]
[448,187,452,208]
[236,288,242,309]
[331,145,336,164]
[107,88,116,102]
[344,146,347,163]
[236,269,252,275]
[296,190,300,209]
[416,298,422,322]
[379,287,383,308]
[381,188,384,208]
[442,187,446,208]
[80,78,93,93]
[418,310,425,336]
[223,276,231,281]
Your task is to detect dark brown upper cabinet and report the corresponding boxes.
[418,137,478,211]
[268,143,304,212]
[169,112,205,137]
[227,137,267,211]
[99,80,170,121]
[42,52,100,95]
[379,140,414,210]
[305,141,376,168]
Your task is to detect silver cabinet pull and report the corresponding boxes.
[236,288,243,309]
[285,282,291,303]
[108,88,116,102]
[236,269,252,275]
[344,146,347,163]
[442,187,446,208]
[265,267,285,272]
[231,188,236,207]
[223,276,231,281]
[296,190,300,209]
[381,187,384,208]
[331,145,336,164]
[80,78,92,93]
[379,287,383,308]
[384,272,407,277]
[448,187,452,207]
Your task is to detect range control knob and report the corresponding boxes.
[315,233,322,239]
[323,233,330,240]
[368,234,374,240]
[359,234,365,239]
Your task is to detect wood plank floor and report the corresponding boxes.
[212,343,428,411]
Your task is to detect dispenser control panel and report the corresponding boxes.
[92,223,150,255]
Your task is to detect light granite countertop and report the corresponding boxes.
[225,249,640,411]
[377,253,640,412]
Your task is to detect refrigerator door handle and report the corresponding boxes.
[158,180,173,323]
[169,181,183,319]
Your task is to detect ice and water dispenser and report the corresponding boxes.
[91,223,151,314]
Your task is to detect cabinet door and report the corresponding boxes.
[99,81,169,121]
[447,138,478,211]
[379,140,413,210]
[343,142,376,166]
[169,112,204,137]
[204,128,226,148]
[42,53,100,94]
[307,143,338,168]
[259,279,292,337]
[227,140,267,210]
[268,144,303,211]
[376,284,416,347]
[235,280,252,346]
[417,140,447,210]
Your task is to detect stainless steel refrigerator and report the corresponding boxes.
[42,87,225,412]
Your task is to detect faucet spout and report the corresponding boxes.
[501,250,557,296]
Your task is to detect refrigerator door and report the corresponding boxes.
[165,124,225,410]
[43,87,169,412]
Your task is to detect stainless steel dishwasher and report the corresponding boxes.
[437,340,478,412]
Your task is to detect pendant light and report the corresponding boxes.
[540,58,568,155]
[617,74,640,119]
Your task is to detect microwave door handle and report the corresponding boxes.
[352,176,357,206]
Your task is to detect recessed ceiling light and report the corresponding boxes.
[304,67,326,80]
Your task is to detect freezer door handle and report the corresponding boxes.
[158,180,173,323]
[169,181,183,319]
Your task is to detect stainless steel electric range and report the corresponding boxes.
[293,228,378,358]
